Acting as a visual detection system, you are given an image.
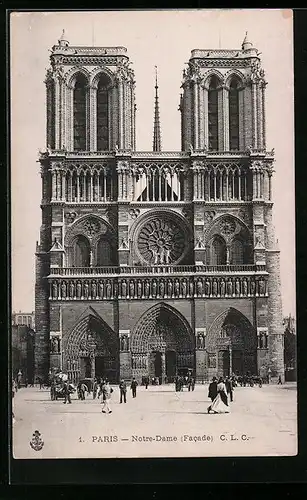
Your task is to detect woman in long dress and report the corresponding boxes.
[208,377,230,414]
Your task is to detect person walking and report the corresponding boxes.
[130,377,138,398]
[63,381,72,404]
[278,375,282,385]
[208,377,230,414]
[225,376,234,402]
[145,377,149,389]
[119,379,127,403]
[101,380,113,414]
[208,377,218,404]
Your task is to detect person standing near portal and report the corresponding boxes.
[225,376,234,402]
[63,381,72,404]
[119,379,127,403]
[208,377,218,403]
[131,377,138,398]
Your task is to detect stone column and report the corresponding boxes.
[261,83,267,150]
[89,86,97,151]
[54,78,61,150]
[222,86,229,151]
[203,86,209,150]
[193,81,199,149]
[252,83,258,149]
[257,83,263,150]
[161,352,166,382]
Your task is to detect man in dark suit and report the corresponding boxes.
[130,377,138,398]
[119,379,127,403]
[225,376,234,402]
[208,377,218,402]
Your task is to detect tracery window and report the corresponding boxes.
[72,235,90,267]
[97,74,110,151]
[73,75,87,151]
[230,238,244,265]
[208,76,219,151]
[96,238,113,266]
[229,78,240,151]
[210,236,227,265]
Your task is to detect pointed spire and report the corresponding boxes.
[58,29,69,47]
[153,66,161,152]
[242,31,253,51]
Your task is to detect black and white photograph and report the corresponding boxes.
[10,9,296,460]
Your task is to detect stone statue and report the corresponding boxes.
[84,281,89,299]
[145,280,150,298]
[52,282,58,299]
[76,281,82,299]
[137,280,142,298]
[227,279,233,296]
[212,280,217,296]
[121,280,127,298]
[197,279,203,297]
[152,249,159,265]
[182,279,187,298]
[235,279,241,296]
[189,280,194,297]
[91,281,97,298]
[165,249,171,264]
[99,280,104,299]
[259,278,265,296]
[122,335,127,351]
[69,281,75,299]
[61,281,67,299]
[205,279,211,296]
[129,280,135,298]
[160,248,165,264]
[168,280,173,297]
[174,279,180,298]
[159,280,165,298]
[250,280,256,296]
[50,338,57,353]
[106,280,112,299]
[198,334,204,349]
[152,280,157,297]
[220,279,225,297]
[243,278,248,296]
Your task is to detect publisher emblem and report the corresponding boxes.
[30,430,44,451]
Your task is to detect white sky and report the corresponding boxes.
[10,9,295,316]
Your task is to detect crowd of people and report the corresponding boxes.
[12,368,284,420]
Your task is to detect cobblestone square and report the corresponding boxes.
[13,383,297,459]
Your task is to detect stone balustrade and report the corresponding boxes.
[49,264,263,277]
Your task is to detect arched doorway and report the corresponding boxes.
[131,303,195,382]
[64,308,118,383]
[206,307,257,378]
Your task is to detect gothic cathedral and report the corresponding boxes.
[35,32,285,384]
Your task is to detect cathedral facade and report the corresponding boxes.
[35,32,285,384]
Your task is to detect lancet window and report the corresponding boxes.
[97,74,111,151]
[229,78,240,151]
[208,76,219,151]
[73,74,87,151]
[72,235,90,267]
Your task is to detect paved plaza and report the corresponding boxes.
[12,383,297,459]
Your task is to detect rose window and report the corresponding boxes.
[136,216,187,265]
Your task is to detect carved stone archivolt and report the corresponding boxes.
[49,275,268,301]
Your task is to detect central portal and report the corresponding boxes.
[131,303,195,382]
